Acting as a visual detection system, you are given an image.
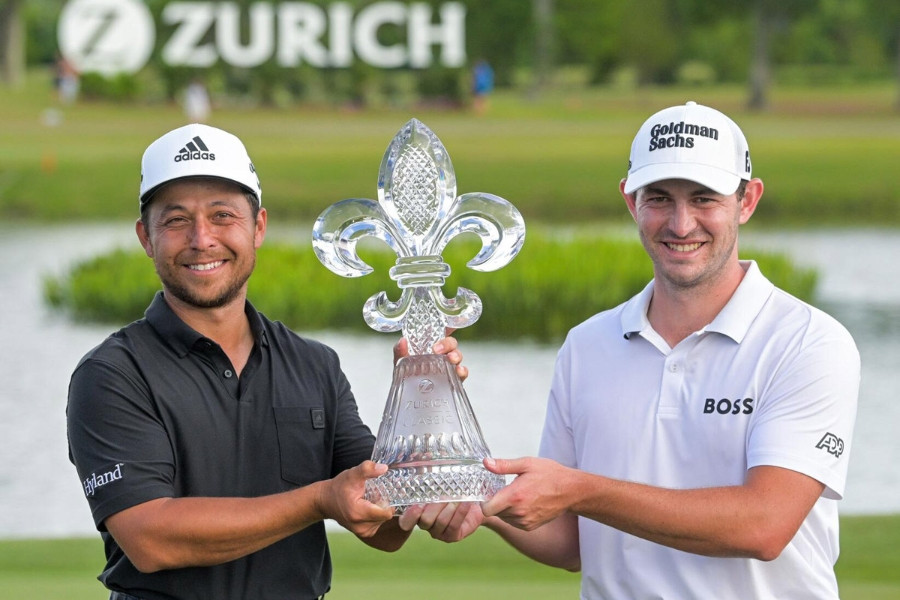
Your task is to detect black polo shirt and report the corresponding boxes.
[67,291,375,600]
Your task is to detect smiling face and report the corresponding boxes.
[621,177,762,293]
[136,177,266,312]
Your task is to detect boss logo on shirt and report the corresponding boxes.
[83,463,124,497]
[703,397,754,415]
[816,432,845,458]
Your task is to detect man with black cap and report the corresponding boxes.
[403,102,860,599]
[67,123,466,600]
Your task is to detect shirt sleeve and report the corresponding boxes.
[746,312,860,499]
[322,348,376,476]
[67,356,177,530]
[538,340,578,468]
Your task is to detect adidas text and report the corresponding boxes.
[175,151,215,163]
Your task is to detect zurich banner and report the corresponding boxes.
[58,0,467,76]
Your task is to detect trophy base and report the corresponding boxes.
[365,460,505,514]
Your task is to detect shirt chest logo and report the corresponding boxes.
[703,397,754,415]
[310,408,326,429]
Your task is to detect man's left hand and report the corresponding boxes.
[393,335,468,381]
[397,501,484,542]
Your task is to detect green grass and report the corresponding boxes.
[1,514,898,599]
[2,69,900,226]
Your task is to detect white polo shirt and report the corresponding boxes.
[539,261,859,600]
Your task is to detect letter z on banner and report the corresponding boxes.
[58,0,155,76]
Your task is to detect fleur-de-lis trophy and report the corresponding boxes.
[312,119,525,511]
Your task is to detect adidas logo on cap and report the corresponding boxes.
[174,136,216,163]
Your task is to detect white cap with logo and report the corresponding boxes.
[623,101,751,196]
[139,123,262,209]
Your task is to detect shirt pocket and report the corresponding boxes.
[273,406,329,486]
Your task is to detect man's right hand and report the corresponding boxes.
[481,456,578,531]
[317,461,395,538]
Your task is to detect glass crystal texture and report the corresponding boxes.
[365,354,506,509]
[311,119,525,509]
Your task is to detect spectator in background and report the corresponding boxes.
[183,78,211,123]
[54,52,79,105]
[471,59,494,114]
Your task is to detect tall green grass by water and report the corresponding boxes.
[44,228,817,342]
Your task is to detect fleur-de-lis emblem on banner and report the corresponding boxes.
[312,119,526,355]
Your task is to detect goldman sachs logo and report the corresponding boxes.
[648,121,719,152]
[58,0,467,76]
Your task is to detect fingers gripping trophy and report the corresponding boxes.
[312,119,526,511]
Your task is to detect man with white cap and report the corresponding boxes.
[67,123,466,600]
[405,102,860,599]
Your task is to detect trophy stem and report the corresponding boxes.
[365,354,505,511]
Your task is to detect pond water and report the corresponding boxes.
[0,223,897,538]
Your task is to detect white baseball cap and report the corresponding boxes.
[623,101,751,196]
[139,123,262,209]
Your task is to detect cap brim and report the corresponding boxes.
[624,163,741,196]
[140,175,258,209]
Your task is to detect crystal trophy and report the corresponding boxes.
[312,118,525,511]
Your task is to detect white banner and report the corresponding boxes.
[58,0,467,75]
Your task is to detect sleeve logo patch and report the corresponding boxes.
[83,463,124,497]
[816,432,845,458]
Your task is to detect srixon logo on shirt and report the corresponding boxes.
[648,121,719,151]
[83,463,124,497]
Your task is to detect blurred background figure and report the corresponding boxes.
[183,78,211,122]
[53,52,79,105]
[471,58,494,114]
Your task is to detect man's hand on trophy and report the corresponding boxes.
[397,501,484,542]
[481,457,577,531]
[392,334,469,381]
[317,461,395,538]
